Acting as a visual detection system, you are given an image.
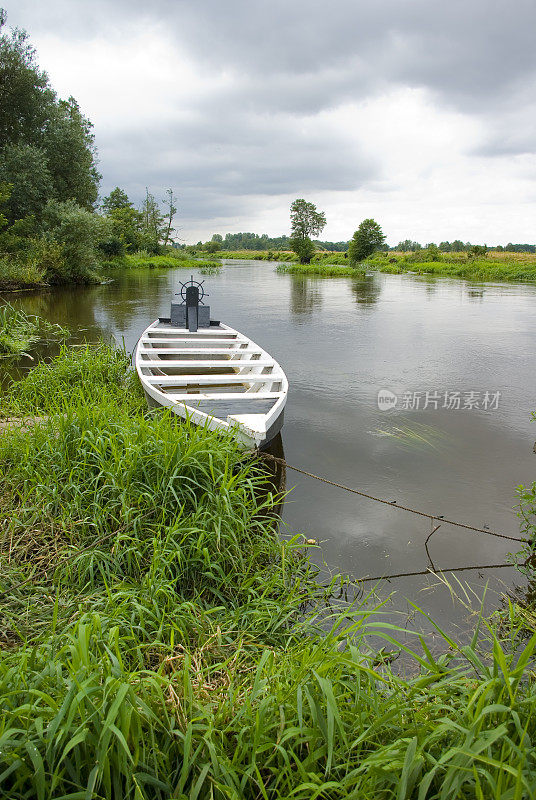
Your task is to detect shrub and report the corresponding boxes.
[42,199,105,283]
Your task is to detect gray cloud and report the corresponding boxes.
[5,0,536,238]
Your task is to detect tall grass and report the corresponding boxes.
[0,302,68,358]
[276,262,363,277]
[367,251,536,282]
[1,341,536,798]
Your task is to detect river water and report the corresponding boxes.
[3,260,536,636]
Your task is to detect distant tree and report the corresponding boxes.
[289,198,326,263]
[348,219,385,264]
[139,188,165,253]
[102,187,131,214]
[162,188,177,247]
[439,241,451,251]
[424,243,441,261]
[451,239,465,252]
[211,233,223,244]
[101,187,142,253]
[467,244,488,258]
[395,239,421,252]
[204,240,221,253]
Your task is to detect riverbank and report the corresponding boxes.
[367,251,536,282]
[0,252,221,292]
[1,339,536,797]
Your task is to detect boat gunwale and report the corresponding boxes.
[135,320,288,446]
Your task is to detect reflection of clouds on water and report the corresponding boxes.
[3,265,536,634]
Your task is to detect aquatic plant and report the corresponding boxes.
[0,302,68,358]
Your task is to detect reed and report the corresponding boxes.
[1,341,536,798]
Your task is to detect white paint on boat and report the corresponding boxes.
[135,320,288,448]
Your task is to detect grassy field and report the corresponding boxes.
[367,251,536,282]
[1,338,536,797]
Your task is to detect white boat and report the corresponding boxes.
[135,279,287,449]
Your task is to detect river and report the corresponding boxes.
[3,260,536,637]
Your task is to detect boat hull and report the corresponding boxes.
[136,319,287,449]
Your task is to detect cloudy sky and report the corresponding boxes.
[6,0,536,244]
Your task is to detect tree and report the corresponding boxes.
[42,199,106,282]
[102,187,131,214]
[348,219,385,264]
[162,188,177,247]
[139,188,165,253]
[0,143,52,222]
[289,198,326,263]
[42,96,100,209]
[101,187,142,254]
[0,12,100,226]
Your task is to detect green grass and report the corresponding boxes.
[103,252,197,270]
[276,262,364,277]
[219,249,296,261]
[2,340,536,798]
[367,251,536,282]
[0,302,68,358]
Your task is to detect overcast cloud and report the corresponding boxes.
[5,0,536,243]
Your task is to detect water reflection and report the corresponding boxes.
[349,274,382,308]
[289,277,322,316]
[2,264,536,632]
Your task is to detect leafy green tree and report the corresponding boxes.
[205,240,221,253]
[0,143,52,222]
[102,187,131,214]
[451,240,465,251]
[101,187,142,253]
[467,244,488,259]
[0,12,100,219]
[139,188,165,253]
[42,97,99,209]
[162,188,177,247]
[424,243,441,261]
[348,219,385,264]
[42,199,106,283]
[289,198,326,264]
[395,239,421,252]
[0,13,54,147]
